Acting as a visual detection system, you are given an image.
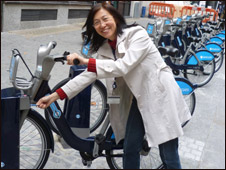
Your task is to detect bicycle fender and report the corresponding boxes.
[187,50,214,65]
[207,36,224,45]
[175,77,196,95]
[146,23,154,35]
[29,108,55,152]
[205,43,222,53]
[215,33,225,41]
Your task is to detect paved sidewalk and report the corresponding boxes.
[1,17,225,169]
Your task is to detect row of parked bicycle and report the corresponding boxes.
[145,12,225,131]
[147,13,225,86]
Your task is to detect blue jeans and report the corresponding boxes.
[123,98,181,169]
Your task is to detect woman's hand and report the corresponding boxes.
[67,53,89,65]
[36,92,60,109]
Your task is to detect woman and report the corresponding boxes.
[37,3,191,169]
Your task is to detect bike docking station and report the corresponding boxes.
[58,65,92,148]
[1,88,30,169]
[1,51,30,169]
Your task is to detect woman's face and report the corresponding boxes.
[93,8,117,41]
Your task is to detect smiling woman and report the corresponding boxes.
[93,10,117,41]
[81,3,138,52]
[37,2,191,169]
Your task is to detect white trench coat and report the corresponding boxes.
[61,26,191,147]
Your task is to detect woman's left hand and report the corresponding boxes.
[67,53,89,65]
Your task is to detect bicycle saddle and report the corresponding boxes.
[188,37,201,43]
[210,25,220,30]
[207,21,218,25]
[200,28,212,33]
[218,18,225,22]
[158,46,179,57]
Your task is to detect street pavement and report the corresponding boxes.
[1,17,225,169]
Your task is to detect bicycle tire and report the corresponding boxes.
[181,92,196,127]
[44,78,108,134]
[184,56,215,87]
[20,109,51,169]
[89,79,108,133]
[214,51,224,72]
[105,127,164,169]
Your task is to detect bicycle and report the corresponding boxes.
[7,41,166,169]
[184,14,225,73]
[146,21,216,87]
[170,17,224,73]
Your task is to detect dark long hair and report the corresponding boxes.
[83,3,138,53]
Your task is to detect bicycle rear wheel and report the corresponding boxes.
[105,127,164,169]
[20,109,51,169]
[184,59,215,87]
[44,78,108,134]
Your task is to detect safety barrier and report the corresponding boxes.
[148,3,219,22]
[203,8,219,23]
[149,2,176,18]
[180,6,218,22]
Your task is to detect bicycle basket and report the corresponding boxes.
[9,50,34,90]
[9,52,20,84]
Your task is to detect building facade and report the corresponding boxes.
[1,1,138,32]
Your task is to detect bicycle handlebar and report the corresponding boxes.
[54,51,80,65]
[171,24,182,28]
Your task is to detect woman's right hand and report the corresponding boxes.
[67,53,89,65]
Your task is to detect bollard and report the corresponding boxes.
[141,6,146,17]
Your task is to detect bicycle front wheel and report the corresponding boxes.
[184,59,215,87]
[20,109,51,169]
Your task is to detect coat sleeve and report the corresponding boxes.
[61,69,97,100]
[96,27,155,79]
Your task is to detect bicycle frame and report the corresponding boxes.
[44,89,113,153]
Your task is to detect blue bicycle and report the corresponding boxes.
[7,41,167,169]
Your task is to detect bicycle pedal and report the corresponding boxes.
[82,159,92,167]
[140,149,150,156]
[141,139,151,155]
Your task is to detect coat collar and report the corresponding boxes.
[97,31,127,59]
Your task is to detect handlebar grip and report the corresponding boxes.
[63,51,70,60]
[63,51,80,65]
[73,59,80,65]
[52,41,57,49]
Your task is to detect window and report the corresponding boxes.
[21,9,57,21]
[68,9,90,19]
